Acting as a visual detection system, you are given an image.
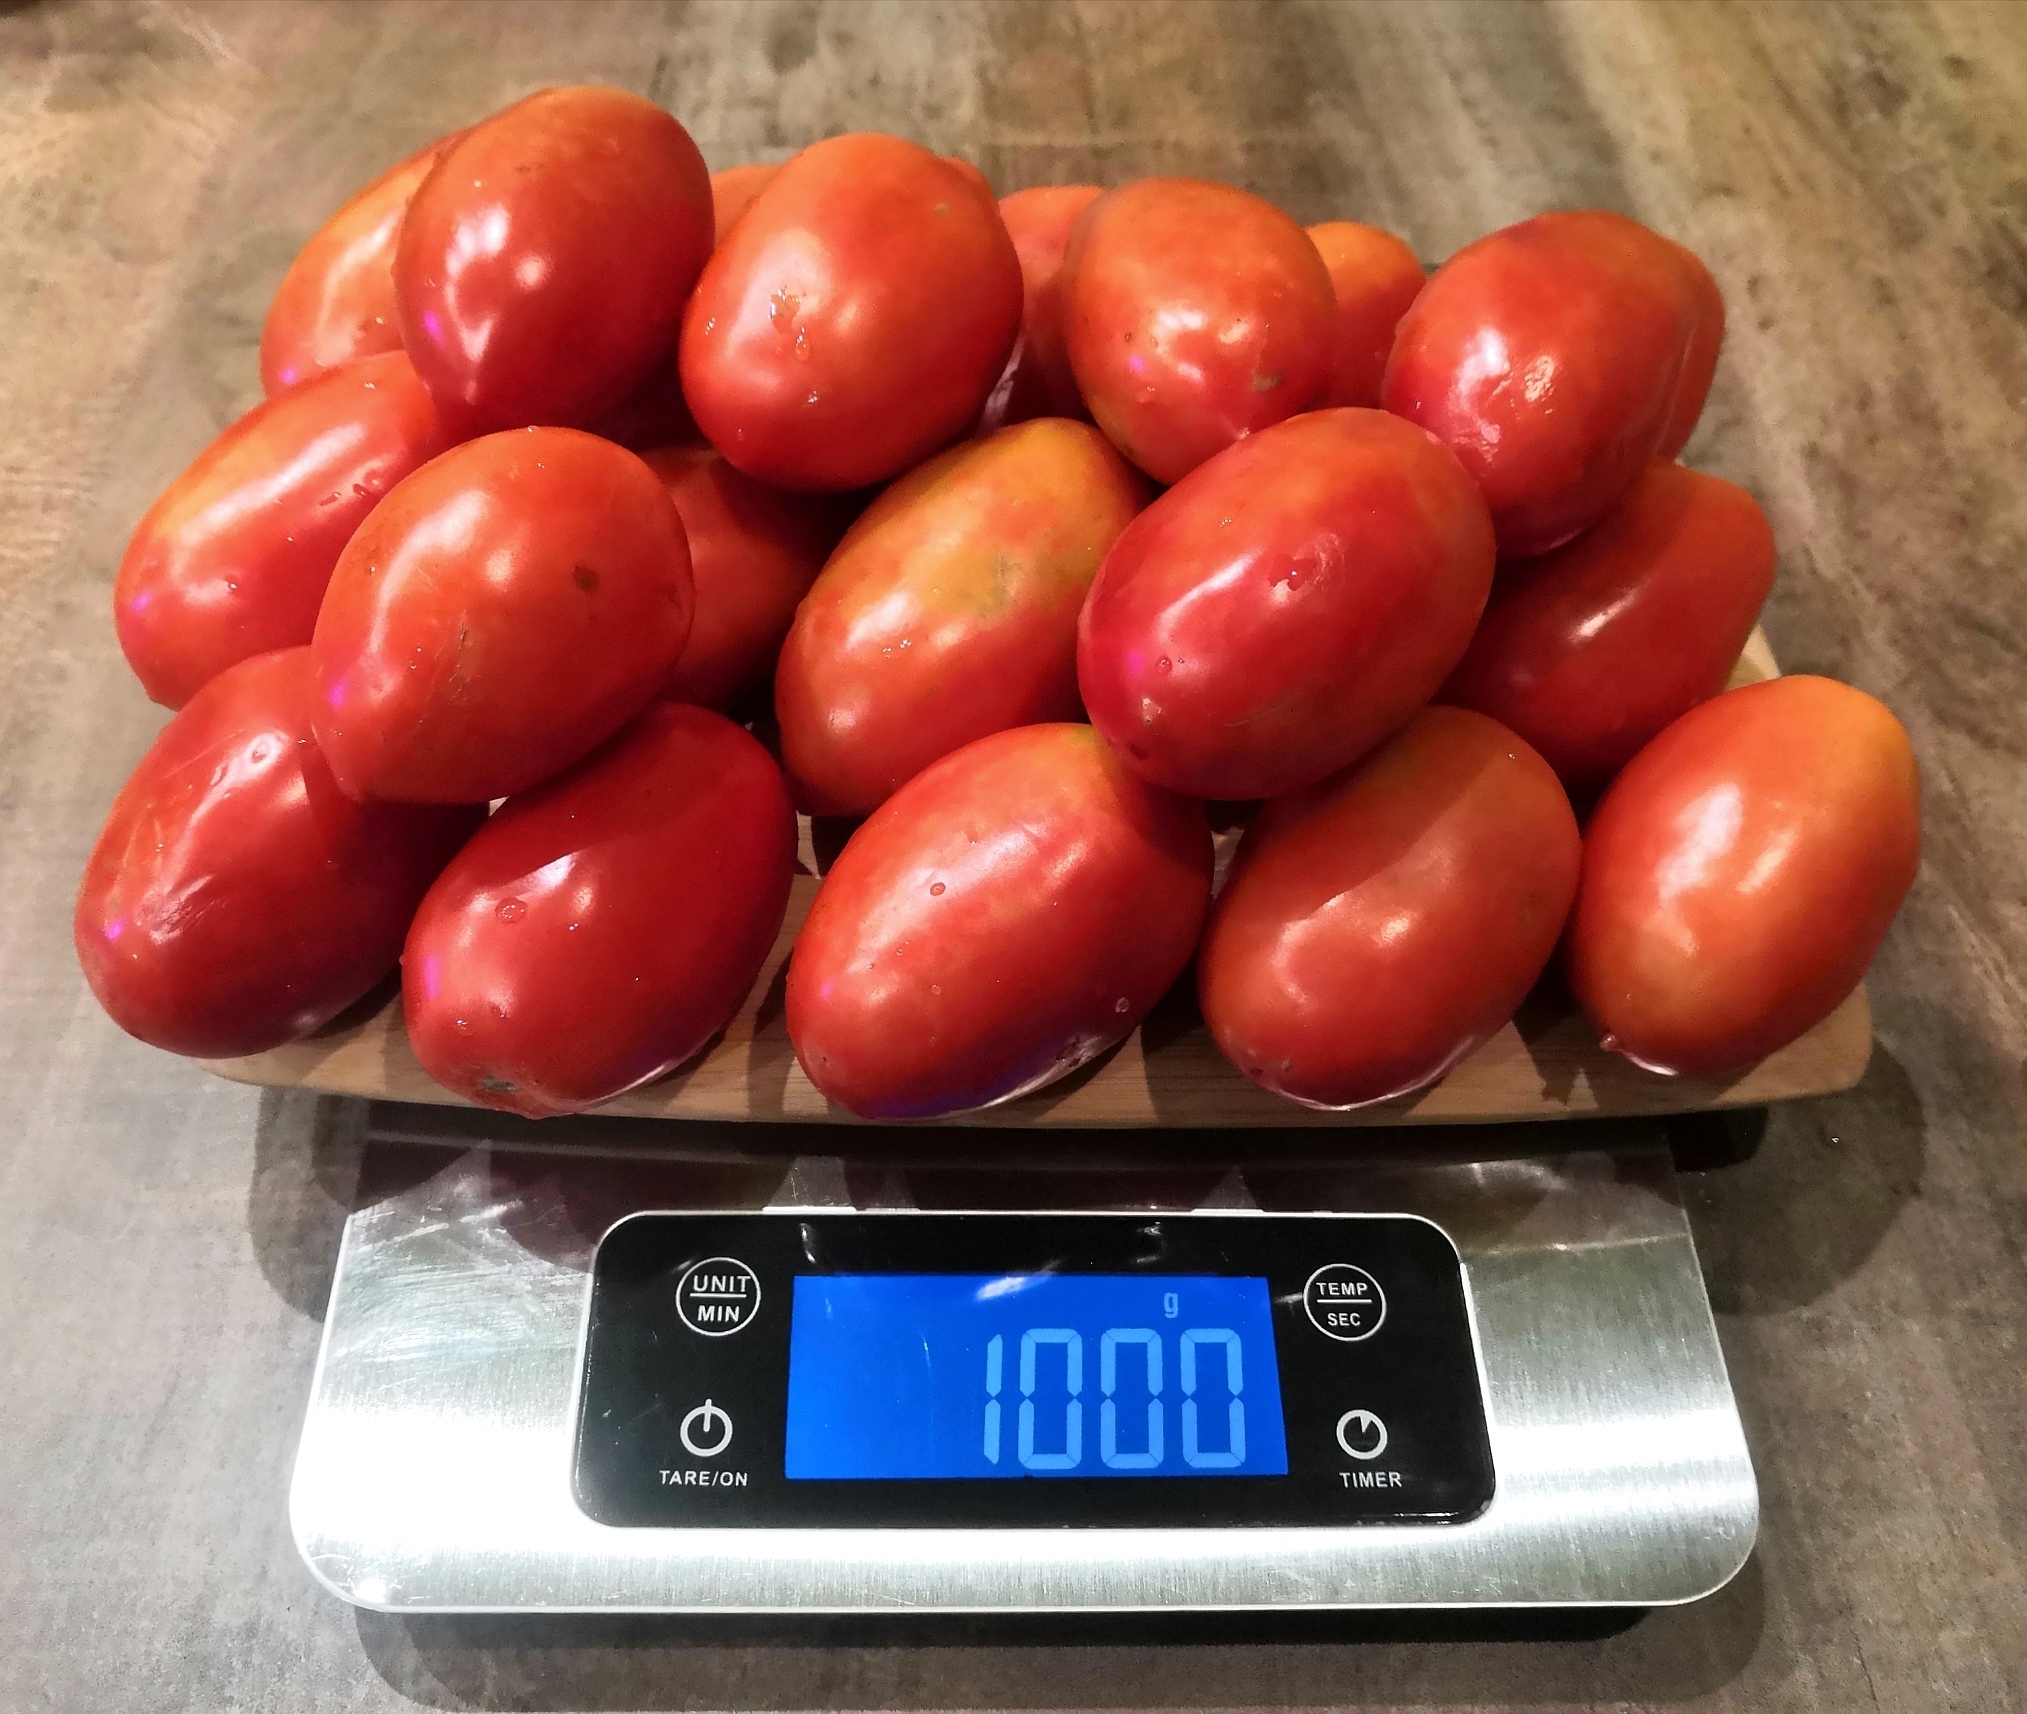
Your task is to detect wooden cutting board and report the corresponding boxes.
[200,629,1870,1127]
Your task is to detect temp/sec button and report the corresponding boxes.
[675,1256,762,1337]
[1304,1263,1385,1342]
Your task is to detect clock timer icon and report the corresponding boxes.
[1336,1409,1388,1461]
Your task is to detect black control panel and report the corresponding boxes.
[572,1212,1494,1529]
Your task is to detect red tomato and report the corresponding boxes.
[1062,178,1336,483]
[1306,220,1424,409]
[681,134,1021,492]
[711,162,780,244]
[115,352,453,710]
[396,87,712,433]
[1200,707,1580,1109]
[942,155,995,205]
[1566,675,1920,1076]
[404,703,795,1118]
[1658,240,1724,458]
[75,649,480,1058]
[259,132,456,394]
[647,446,846,710]
[1439,462,1775,794]
[311,428,693,803]
[976,185,1104,433]
[777,419,1148,814]
[1382,210,1695,556]
[787,724,1212,1119]
[588,351,699,452]
[1078,408,1494,800]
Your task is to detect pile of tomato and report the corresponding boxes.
[75,85,1922,1123]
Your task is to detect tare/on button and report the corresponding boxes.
[1303,1263,1386,1341]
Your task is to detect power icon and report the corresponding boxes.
[1336,1409,1388,1461]
[679,1399,734,1459]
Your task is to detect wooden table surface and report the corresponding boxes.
[2,2,2023,1710]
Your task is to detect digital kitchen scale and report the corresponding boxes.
[291,1122,1757,1613]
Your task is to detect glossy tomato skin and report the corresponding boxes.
[777,418,1148,815]
[1566,675,1920,1076]
[648,446,847,709]
[403,703,795,1118]
[311,427,693,803]
[115,352,453,711]
[1062,178,1336,483]
[1439,462,1775,794]
[680,134,1022,491]
[1201,706,1580,1109]
[75,649,482,1059]
[1078,407,1495,800]
[1658,240,1724,458]
[396,87,712,433]
[711,162,780,244]
[259,132,456,394]
[787,724,1212,1119]
[1306,221,1425,409]
[976,185,1104,433]
[1382,210,1695,556]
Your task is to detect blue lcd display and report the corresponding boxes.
[783,1274,1287,1480]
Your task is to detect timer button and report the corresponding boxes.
[1303,1263,1386,1342]
[675,1256,762,1337]
[1336,1409,1388,1460]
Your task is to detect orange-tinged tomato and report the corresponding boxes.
[1201,707,1580,1109]
[711,161,780,244]
[404,703,795,1118]
[259,132,457,394]
[75,649,481,1059]
[681,133,1022,491]
[115,351,454,710]
[1062,178,1336,483]
[396,87,712,433]
[787,724,1213,1119]
[1306,220,1425,409]
[1566,675,1920,1076]
[1658,239,1724,458]
[311,428,693,803]
[976,184,1104,432]
[647,446,847,710]
[1440,462,1775,794]
[777,418,1148,815]
[1078,408,1494,800]
[1383,210,1695,556]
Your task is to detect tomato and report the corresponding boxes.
[1566,675,1920,1076]
[942,155,995,205]
[75,649,481,1059]
[1382,210,1696,556]
[711,162,780,244]
[311,428,693,803]
[1061,178,1336,483]
[396,87,712,433]
[114,353,452,711]
[787,724,1212,1119]
[1658,240,1724,458]
[588,351,699,452]
[403,703,794,1118]
[1200,707,1579,1109]
[1306,220,1424,409]
[976,185,1103,433]
[1439,462,1775,794]
[680,133,1022,492]
[647,446,846,710]
[777,419,1147,814]
[258,132,456,394]
[1078,408,1494,800]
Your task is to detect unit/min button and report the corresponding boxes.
[1303,1263,1385,1341]
[675,1256,762,1337]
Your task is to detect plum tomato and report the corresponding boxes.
[711,162,780,244]
[1078,407,1494,800]
[1382,210,1696,556]
[403,702,795,1118]
[648,446,847,710]
[396,86,712,433]
[680,134,1022,491]
[976,185,1104,433]
[75,648,481,1059]
[115,351,454,710]
[1566,675,1920,1076]
[1200,706,1580,1109]
[1658,239,1724,458]
[259,132,457,394]
[311,427,693,803]
[1062,178,1336,483]
[1439,461,1775,794]
[777,418,1148,815]
[1306,220,1425,409]
[786,724,1212,1119]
